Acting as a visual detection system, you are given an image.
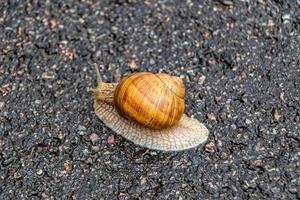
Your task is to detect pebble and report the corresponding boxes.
[214,96,222,102]
[245,119,252,125]
[2,158,13,166]
[78,125,87,136]
[0,102,4,110]
[49,19,59,28]
[204,141,216,153]
[63,160,70,172]
[207,112,217,121]
[34,100,41,104]
[272,109,280,121]
[198,75,206,85]
[220,152,228,160]
[36,169,43,175]
[219,0,233,6]
[89,133,100,144]
[107,134,115,144]
[267,19,275,27]
[140,176,147,185]
[128,58,137,69]
[83,149,90,156]
[56,131,65,140]
[257,0,266,4]
[253,159,262,166]
[282,14,291,21]
[13,172,22,179]
[282,14,291,24]
[42,71,56,80]
[91,146,100,153]
[149,58,155,65]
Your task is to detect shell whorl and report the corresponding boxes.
[113,72,185,129]
[155,73,185,98]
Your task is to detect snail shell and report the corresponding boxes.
[89,65,209,151]
[114,72,185,129]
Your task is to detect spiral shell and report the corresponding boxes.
[113,72,185,129]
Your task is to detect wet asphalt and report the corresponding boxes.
[0,0,300,199]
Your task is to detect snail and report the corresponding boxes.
[88,64,209,151]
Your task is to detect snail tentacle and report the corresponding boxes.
[93,63,102,84]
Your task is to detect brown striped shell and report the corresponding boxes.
[113,72,185,129]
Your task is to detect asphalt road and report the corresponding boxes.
[1,0,300,199]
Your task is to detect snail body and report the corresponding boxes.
[89,64,209,151]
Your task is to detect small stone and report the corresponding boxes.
[58,145,64,152]
[202,31,210,38]
[128,58,137,69]
[282,14,291,24]
[34,100,41,104]
[0,102,4,110]
[36,169,43,175]
[271,187,280,193]
[205,141,215,153]
[140,176,147,185]
[14,172,22,179]
[82,149,90,156]
[190,155,201,165]
[282,14,291,21]
[254,159,262,166]
[56,131,64,140]
[59,45,74,60]
[42,71,56,80]
[79,17,85,23]
[288,186,298,194]
[107,134,115,144]
[41,193,49,199]
[214,96,222,102]
[2,158,13,166]
[49,19,59,28]
[78,131,86,136]
[94,50,101,58]
[245,119,252,125]
[279,93,284,101]
[91,146,100,152]
[63,160,70,172]
[219,0,233,6]
[78,125,87,132]
[272,109,280,121]
[16,25,24,35]
[257,0,266,4]
[267,19,275,27]
[207,112,217,121]
[149,58,155,65]
[89,133,100,144]
[198,75,206,85]
[220,113,226,121]
[220,152,228,160]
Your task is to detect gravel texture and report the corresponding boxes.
[1,0,300,199]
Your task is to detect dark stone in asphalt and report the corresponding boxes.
[1,0,300,199]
